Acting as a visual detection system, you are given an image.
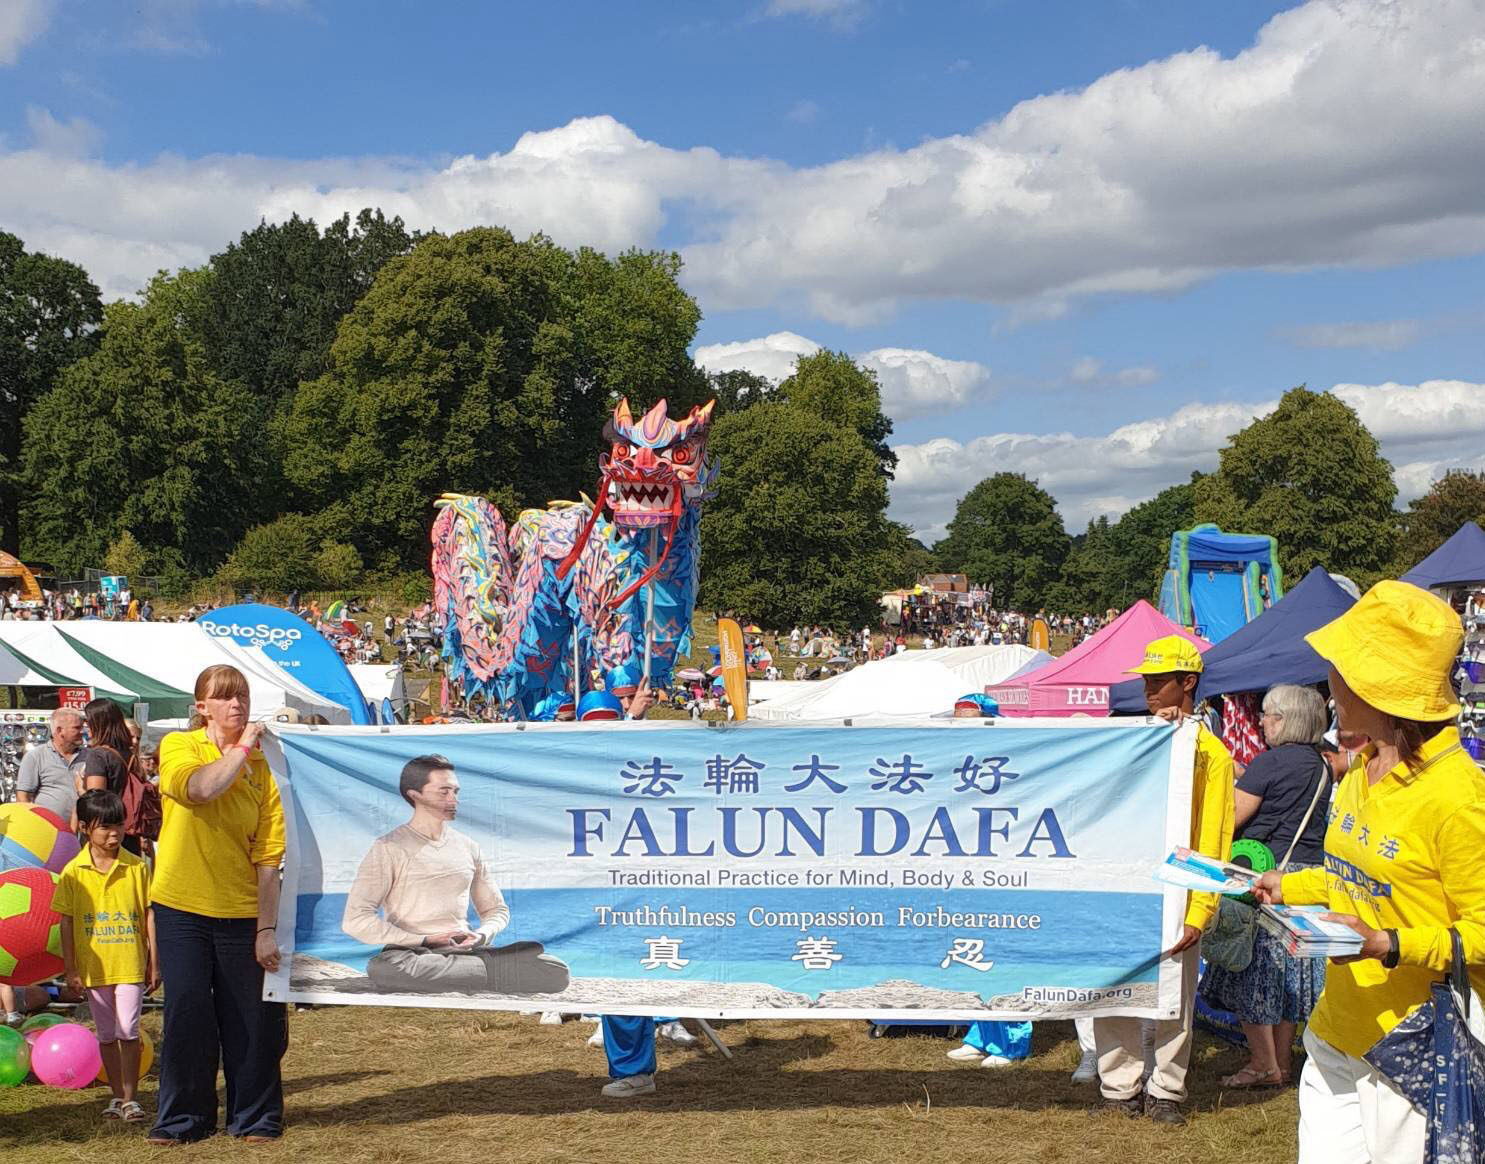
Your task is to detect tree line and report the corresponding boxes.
[4,220,1480,628]
[933,388,1485,612]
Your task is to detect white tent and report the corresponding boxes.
[349,663,406,720]
[750,644,1051,721]
[0,624,137,700]
[0,623,349,724]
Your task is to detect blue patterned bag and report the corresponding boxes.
[1364,930,1485,1164]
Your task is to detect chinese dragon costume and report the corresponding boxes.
[431,397,717,718]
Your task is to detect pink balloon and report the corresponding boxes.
[30,1022,101,1090]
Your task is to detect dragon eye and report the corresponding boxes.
[612,442,631,459]
[671,445,692,465]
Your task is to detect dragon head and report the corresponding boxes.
[600,397,716,529]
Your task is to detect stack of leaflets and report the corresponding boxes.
[1153,846,1263,895]
[1257,905,1364,959]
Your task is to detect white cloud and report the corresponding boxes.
[0,0,51,66]
[1069,356,1101,383]
[857,348,992,419]
[686,0,1485,321]
[1281,319,1422,350]
[24,106,101,158]
[765,0,865,23]
[785,99,821,125]
[889,380,1485,540]
[694,331,821,383]
[694,332,990,420]
[4,0,1485,316]
[1067,356,1159,388]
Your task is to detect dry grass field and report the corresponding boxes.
[0,1006,1301,1164]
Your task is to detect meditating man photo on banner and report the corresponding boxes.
[341,754,570,995]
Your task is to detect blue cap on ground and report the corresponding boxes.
[954,692,1000,716]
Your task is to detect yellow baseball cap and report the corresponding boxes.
[1127,634,1205,675]
[1305,580,1462,721]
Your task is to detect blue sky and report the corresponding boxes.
[2,0,1482,540]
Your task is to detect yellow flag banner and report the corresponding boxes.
[1029,618,1051,651]
[717,617,748,722]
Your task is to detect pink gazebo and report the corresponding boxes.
[986,600,1209,717]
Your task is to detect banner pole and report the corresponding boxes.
[642,526,657,687]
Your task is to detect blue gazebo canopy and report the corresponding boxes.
[1401,521,1485,590]
[1112,566,1356,710]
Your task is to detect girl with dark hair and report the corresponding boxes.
[80,698,142,853]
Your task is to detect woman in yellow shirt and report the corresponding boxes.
[147,664,288,1146]
[1256,581,1485,1164]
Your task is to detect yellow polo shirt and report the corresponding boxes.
[52,848,151,986]
[154,729,286,919]
[1281,726,1485,1058]
[1185,723,1238,930]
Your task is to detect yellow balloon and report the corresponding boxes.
[96,1029,154,1083]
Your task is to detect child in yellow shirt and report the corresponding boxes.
[55,790,157,1122]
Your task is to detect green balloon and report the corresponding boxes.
[0,1026,30,1088]
[18,1012,66,1035]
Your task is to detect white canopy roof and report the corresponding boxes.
[0,622,349,724]
[349,663,406,713]
[750,644,1050,722]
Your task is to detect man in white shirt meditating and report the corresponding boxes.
[342,754,570,995]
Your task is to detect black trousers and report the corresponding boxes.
[151,905,287,1141]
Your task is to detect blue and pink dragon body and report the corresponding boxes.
[431,397,717,717]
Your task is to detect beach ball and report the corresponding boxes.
[0,1025,29,1088]
[98,1029,154,1082]
[0,803,79,873]
[0,867,63,986]
[30,1022,101,1089]
[19,1012,66,1037]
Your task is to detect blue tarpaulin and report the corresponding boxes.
[1113,566,1356,710]
[1402,521,1485,590]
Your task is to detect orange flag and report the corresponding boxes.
[717,617,748,722]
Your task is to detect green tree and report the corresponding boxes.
[314,541,364,589]
[199,209,417,407]
[1396,470,1485,571]
[103,530,148,580]
[0,232,103,554]
[282,228,705,569]
[21,269,269,574]
[1194,387,1397,581]
[934,474,1070,609]
[1104,477,1199,603]
[777,351,897,478]
[218,514,322,594]
[700,397,904,627]
[1055,516,1119,610]
[707,368,773,415]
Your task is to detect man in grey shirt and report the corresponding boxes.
[16,707,87,822]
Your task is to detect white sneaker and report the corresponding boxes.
[2,1011,23,1027]
[946,1044,986,1062]
[1072,1052,1099,1083]
[601,1073,656,1098]
[587,1026,605,1048]
[657,1020,697,1046]
[979,1054,1015,1068]
[538,1011,564,1025]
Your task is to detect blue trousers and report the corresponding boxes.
[601,1015,656,1079]
[964,1020,1033,1059]
[152,905,287,1141]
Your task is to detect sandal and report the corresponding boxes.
[1221,1065,1284,1089]
[120,1101,147,1123]
[102,1098,124,1120]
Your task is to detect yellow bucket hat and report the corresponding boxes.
[1127,634,1204,675]
[1304,579,1463,721]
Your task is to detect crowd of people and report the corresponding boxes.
[1,584,153,622]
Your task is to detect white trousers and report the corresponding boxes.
[1297,1027,1424,1164]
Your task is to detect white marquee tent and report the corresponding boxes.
[750,644,1050,722]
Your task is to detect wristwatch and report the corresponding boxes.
[1381,929,1400,969]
